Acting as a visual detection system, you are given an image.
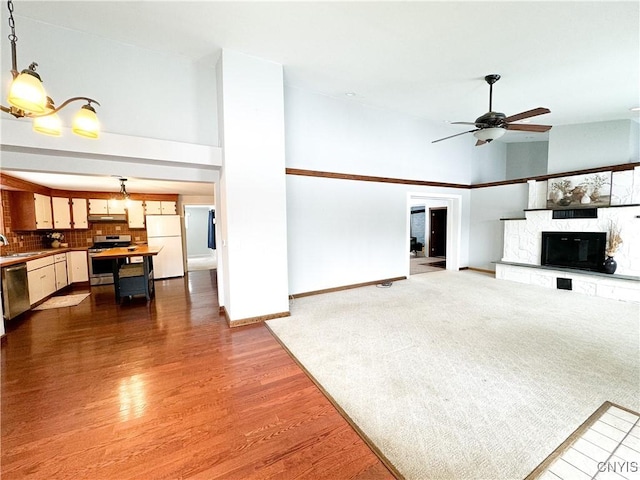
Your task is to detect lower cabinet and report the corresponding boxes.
[26,251,88,306]
[27,257,56,305]
[54,253,68,290]
[67,251,89,283]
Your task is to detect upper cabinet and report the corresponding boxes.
[88,198,127,215]
[9,191,53,230]
[127,200,145,229]
[71,198,88,229]
[53,197,89,230]
[52,197,72,229]
[145,200,176,215]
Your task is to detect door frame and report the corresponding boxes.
[406,192,462,276]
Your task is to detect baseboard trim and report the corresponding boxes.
[221,306,290,328]
[292,276,407,299]
[467,267,495,275]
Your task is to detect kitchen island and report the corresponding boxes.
[91,246,163,302]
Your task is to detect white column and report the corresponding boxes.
[216,50,289,323]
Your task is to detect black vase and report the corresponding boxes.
[603,256,617,274]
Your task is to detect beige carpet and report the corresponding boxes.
[33,293,90,310]
[267,270,639,480]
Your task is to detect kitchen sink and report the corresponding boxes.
[1,251,49,259]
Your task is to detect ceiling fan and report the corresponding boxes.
[432,74,552,146]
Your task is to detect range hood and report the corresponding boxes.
[87,214,127,223]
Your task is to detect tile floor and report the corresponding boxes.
[537,404,639,480]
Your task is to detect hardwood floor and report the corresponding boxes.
[1,271,393,479]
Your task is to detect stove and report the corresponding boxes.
[89,235,132,252]
[88,235,132,285]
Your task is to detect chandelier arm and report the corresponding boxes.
[27,97,101,118]
[0,104,23,118]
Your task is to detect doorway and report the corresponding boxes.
[406,193,461,277]
[184,205,217,271]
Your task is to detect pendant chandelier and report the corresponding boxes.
[0,0,101,138]
[119,178,130,200]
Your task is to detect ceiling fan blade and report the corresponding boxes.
[504,107,550,123]
[505,123,552,132]
[432,129,478,144]
[450,121,478,125]
[475,140,487,146]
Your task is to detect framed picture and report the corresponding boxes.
[546,172,612,209]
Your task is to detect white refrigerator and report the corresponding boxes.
[146,215,185,279]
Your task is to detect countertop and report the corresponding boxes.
[91,246,163,259]
[0,247,89,268]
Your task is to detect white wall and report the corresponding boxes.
[1,16,217,145]
[547,120,639,174]
[286,175,470,295]
[468,183,529,271]
[217,50,289,321]
[506,142,549,180]
[284,87,508,185]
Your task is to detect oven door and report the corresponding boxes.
[89,252,115,285]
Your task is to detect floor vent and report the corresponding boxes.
[557,278,572,290]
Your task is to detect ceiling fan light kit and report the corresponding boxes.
[473,127,505,142]
[0,0,101,138]
[433,74,552,146]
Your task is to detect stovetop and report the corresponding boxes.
[90,234,132,251]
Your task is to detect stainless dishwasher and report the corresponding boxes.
[2,262,30,320]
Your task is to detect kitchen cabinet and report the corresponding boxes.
[52,197,88,229]
[127,200,145,229]
[9,191,53,230]
[27,256,56,305]
[145,201,177,215]
[71,198,89,229]
[52,197,72,229]
[67,251,89,283]
[88,199,127,215]
[54,253,68,290]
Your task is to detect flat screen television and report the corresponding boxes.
[541,231,606,272]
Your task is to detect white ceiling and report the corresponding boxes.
[5,1,640,193]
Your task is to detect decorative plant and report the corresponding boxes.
[550,179,573,196]
[605,222,623,257]
[580,173,609,201]
[45,231,65,244]
[582,173,608,190]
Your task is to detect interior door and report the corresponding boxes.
[429,207,447,257]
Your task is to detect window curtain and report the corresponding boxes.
[207,209,216,249]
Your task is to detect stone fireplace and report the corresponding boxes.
[495,167,640,303]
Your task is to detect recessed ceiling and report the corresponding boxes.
[3,171,214,197]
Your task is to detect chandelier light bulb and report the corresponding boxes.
[33,97,62,136]
[7,68,47,114]
[72,103,100,139]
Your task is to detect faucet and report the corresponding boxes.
[0,234,9,246]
